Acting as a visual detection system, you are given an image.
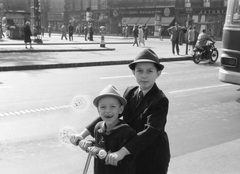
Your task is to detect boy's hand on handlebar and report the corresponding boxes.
[79,139,93,151]
[70,134,83,146]
[105,151,124,166]
[87,146,101,157]
[105,148,129,166]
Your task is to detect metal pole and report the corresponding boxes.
[83,153,92,174]
[185,14,190,55]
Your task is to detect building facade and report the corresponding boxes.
[46,0,65,32]
[0,0,31,27]
[61,0,227,37]
[61,0,109,34]
[176,0,228,38]
[1,0,228,38]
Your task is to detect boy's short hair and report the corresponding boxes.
[93,85,127,107]
[129,49,164,71]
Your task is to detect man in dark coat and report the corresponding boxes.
[88,23,94,41]
[23,21,33,49]
[68,23,74,41]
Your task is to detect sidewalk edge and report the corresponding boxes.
[0,56,192,71]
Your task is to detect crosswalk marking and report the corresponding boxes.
[0,105,72,118]
[0,86,12,89]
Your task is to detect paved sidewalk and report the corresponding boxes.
[0,34,192,71]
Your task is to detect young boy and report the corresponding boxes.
[75,85,136,174]
[71,49,170,174]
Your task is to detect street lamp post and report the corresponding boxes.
[33,0,43,43]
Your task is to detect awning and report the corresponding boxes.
[146,17,175,26]
[122,17,131,26]
[137,17,150,26]
[147,17,155,26]
[127,18,140,26]
[161,17,175,26]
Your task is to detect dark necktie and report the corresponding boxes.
[137,90,144,105]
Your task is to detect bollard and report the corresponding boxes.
[99,26,106,48]
[100,35,105,47]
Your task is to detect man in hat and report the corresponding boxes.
[74,85,136,174]
[88,23,94,41]
[167,22,186,55]
[68,23,74,41]
[70,49,170,174]
[61,23,67,40]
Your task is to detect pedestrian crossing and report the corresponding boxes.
[0,105,72,117]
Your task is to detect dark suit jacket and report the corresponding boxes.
[167,26,179,42]
[86,83,170,174]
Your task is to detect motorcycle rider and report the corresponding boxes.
[195,29,216,59]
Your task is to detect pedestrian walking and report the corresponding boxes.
[132,25,139,47]
[48,24,52,37]
[193,26,199,48]
[125,25,129,38]
[138,25,145,46]
[76,24,80,36]
[23,21,33,49]
[33,25,37,39]
[143,24,149,40]
[41,26,45,37]
[68,23,74,41]
[70,48,171,174]
[89,23,94,41]
[77,85,137,174]
[122,25,126,37]
[167,22,186,55]
[84,24,88,41]
[0,24,4,38]
[61,23,67,40]
[188,27,195,51]
[81,25,84,36]
[159,25,164,40]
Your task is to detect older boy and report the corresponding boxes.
[73,85,136,174]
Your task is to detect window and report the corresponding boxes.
[232,0,240,24]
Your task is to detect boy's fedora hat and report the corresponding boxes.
[93,85,127,107]
[129,49,164,71]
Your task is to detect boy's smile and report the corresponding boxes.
[98,96,123,131]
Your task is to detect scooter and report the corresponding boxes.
[192,41,219,64]
[59,128,107,174]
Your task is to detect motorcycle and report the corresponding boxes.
[192,41,219,64]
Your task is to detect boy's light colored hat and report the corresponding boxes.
[93,85,127,107]
[129,48,164,71]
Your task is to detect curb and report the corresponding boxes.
[0,42,133,46]
[0,47,116,53]
[0,56,192,71]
